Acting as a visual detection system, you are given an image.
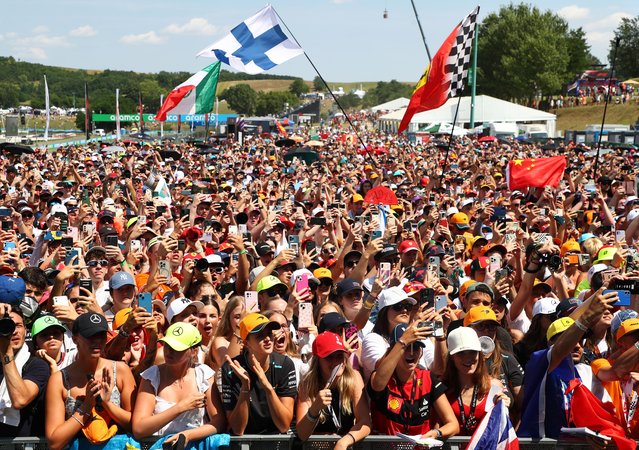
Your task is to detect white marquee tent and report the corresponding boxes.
[370,97,410,113]
[377,95,556,136]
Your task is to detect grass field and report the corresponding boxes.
[555,102,639,132]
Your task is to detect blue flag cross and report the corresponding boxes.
[213,22,289,72]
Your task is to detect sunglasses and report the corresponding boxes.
[344,260,358,268]
[210,266,225,274]
[199,295,218,304]
[391,302,413,312]
[87,259,109,267]
[266,287,286,297]
[472,321,498,331]
[255,329,274,341]
[322,247,337,254]
[320,279,333,287]
[21,213,34,219]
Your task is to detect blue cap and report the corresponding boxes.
[578,233,595,244]
[109,271,136,290]
[0,276,26,304]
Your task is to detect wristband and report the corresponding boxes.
[347,432,356,444]
[574,319,588,332]
[239,249,248,255]
[397,339,408,349]
[71,415,84,427]
[433,429,443,439]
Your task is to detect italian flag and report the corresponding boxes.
[155,62,221,121]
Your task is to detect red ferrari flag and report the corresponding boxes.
[398,6,479,134]
[507,156,566,190]
[275,120,288,136]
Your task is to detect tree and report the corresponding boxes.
[337,93,361,110]
[75,112,86,131]
[256,91,299,116]
[288,79,309,97]
[610,16,639,78]
[477,4,593,100]
[362,80,413,108]
[313,76,324,92]
[220,84,258,115]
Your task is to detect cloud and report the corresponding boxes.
[15,47,47,60]
[585,12,633,31]
[120,31,165,45]
[32,25,49,34]
[21,34,70,47]
[164,18,217,36]
[69,25,97,37]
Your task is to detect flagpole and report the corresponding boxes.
[159,94,164,138]
[469,23,479,130]
[84,82,90,140]
[44,75,50,142]
[409,0,432,61]
[439,95,463,186]
[115,89,121,140]
[593,37,621,181]
[274,9,378,169]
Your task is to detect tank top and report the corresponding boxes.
[61,361,121,420]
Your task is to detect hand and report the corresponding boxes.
[53,303,79,323]
[250,354,272,389]
[493,391,511,409]
[99,365,115,404]
[312,387,333,412]
[164,433,190,448]
[82,375,102,410]
[225,355,250,389]
[36,349,57,370]
[176,392,206,414]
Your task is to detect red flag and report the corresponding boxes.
[507,156,566,190]
[275,120,288,137]
[398,7,479,134]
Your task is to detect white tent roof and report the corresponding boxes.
[379,95,556,123]
[370,97,410,113]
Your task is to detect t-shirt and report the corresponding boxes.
[367,367,447,436]
[221,352,297,434]
[360,332,434,382]
[0,356,50,437]
[486,352,524,397]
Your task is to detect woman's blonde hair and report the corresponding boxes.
[214,296,244,339]
[582,237,603,260]
[300,354,356,423]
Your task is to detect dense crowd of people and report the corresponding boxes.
[1,124,639,449]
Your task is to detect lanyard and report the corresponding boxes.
[457,385,478,433]
[396,373,419,433]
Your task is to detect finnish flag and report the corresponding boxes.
[197,4,304,75]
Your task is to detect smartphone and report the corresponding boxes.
[555,208,563,217]
[156,205,167,215]
[420,288,435,308]
[1,221,11,231]
[79,278,92,293]
[305,241,316,253]
[344,322,359,349]
[604,289,631,307]
[403,221,414,232]
[61,237,73,249]
[130,240,141,253]
[138,215,147,225]
[82,222,95,235]
[616,230,626,242]
[289,242,299,255]
[535,233,551,246]
[378,262,391,282]
[578,254,590,266]
[244,290,258,312]
[228,225,238,235]
[65,248,79,265]
[298,302,313,329]
[3,242,15,251]
[310,217,326,226]
[428,256,441,268]
[105,235,118,247]
[432,321,444,338]
[0,207,11,217]
[288,235,300,245]
[60,217,69,232]
[489,255,502,273]
[177,239,186,251]
[238,224,248,234]
[506,222,519,233]
[295,273,309,293]
[539,208,547,217]
[53,295,69,306]
[371,230,383,240]
[137,292,152,312]
[611,279,639,295]
[435,294,448,311]
[158,260,172,279]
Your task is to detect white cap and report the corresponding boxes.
[205,254,224,266]
[311,206,325,217]
[166,298,204,323]
[625,196,638,206]
[588,263,609,283]
[50,203,68,215]
[446,207,459,216]
[447,327,481,355]
[377,286,416,310]
[290,268,319,287]
[628,210,639,222]
[532,297,559,317]
[102,198,115,208]
[461,198,474,208]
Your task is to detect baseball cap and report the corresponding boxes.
[450,212,470,229]
[532,279,552,296]
[313,268,333,280]
[109,271,136,290]
[593,246,616,264]
[160,322,202,351]
[611,310,639,339]
[335,278,363,297]
[546,317,575,341]
[377,286,416,310]
[166,298,204,322]
[560,240,581,256]
[532,297,560,317]
[465,282,494,300]
[463,306,499,327]
[389,323,425,348]
[587,264,609,283]
[0,276,26,304]
[256,275,287,293]
[374,244,398,261]
[256,243,274,257]
[113,308,132,330]
[447,327,481,355]
[459,280,477,298]
[470,236,488,249]
[99,225,118,238]
[398,240,419,254]
[470,257,490,273]
[31,315,66,337]
[290,269,318,287]
[239,312,281,340]
[352,194,364,203]
[578,233,595,244]
[479,243,507,257]
[312,331,347,358]
[318,312,349,334]
[556,298,581,318]
[72,312,108,337]
[616,318,639,342]
[628,210,639,222]
[424,244,445,257]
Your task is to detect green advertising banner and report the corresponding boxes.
[92,114,156,122]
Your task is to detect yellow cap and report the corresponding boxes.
[547,317,575,341]
[616,318,639,342]
[160,322,202,351]
[561,239,581,256]
[313,268,333,280]
[113,308,132,331]
[352,194,364,203]
[239,312,281,341]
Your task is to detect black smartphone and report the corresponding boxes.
[305,241,316,253]
[145,201,154,207]
[61,237,73,248]
[1,221,10,231]
[310,217,326,226]
[105,235,118,247]
[177,239,186,251]
[79,278,92,293]
[420,288,435,308]
[181,207,190,217]
[156,205,167,214]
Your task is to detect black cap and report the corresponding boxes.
[98,210,115,220]
[374,244,398,261]
[318,312,349,334]
[256,243,274,257]
[344,250,363,263]
[98,225,118,237]
[556,297,581,318]
[335,278,363,296]
[72,312,108,338]
[389,324,425,348]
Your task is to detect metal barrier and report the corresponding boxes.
[0,435,612,450]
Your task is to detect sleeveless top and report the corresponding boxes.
[61,361,121,419]
[140,364,214,436]
[313,388,356,436]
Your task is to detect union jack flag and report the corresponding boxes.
[467,400,519,450]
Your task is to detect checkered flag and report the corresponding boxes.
[398,6,480,134]
[236,117,245,132]
[447,7,479,97]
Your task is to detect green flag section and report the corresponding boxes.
[155,62,221,121]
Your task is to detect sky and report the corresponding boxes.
[0,0,634,83]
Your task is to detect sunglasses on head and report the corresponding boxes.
[391,302,413,312]
[199,295,218,304]
[87,259,109,267]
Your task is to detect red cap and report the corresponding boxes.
[403,281,426,296]
[398,240,419,254]
[312,331,347,358]
[180,226,203,241]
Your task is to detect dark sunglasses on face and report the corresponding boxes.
[322,247,337,254]
[391,302,412,312]
[344,260,358,268]
[266,287,286,297]
[199,295,218,304]
[320,279,333,287]
[87,259,109,267]
[21,213,33,219]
